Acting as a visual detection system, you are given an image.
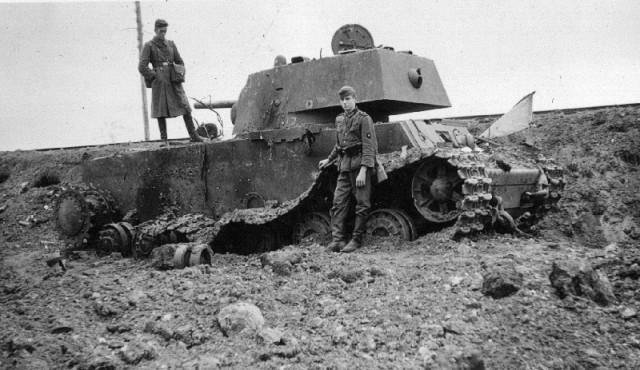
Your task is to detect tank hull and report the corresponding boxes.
[81,119,552,230]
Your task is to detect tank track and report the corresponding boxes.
[447,152,565,234]
[449,153,494,234]
[539,158,565,210]
[132,213,216,259]
[515,157,565,229]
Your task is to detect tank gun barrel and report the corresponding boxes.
[194,100,236,109]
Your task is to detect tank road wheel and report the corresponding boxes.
[132,232,157,260]
[292,212,331,244]
[412,160,464,223]
[97,222,135,257]
[189,244,214,267]
[173,244,193,269]
[366,209,412,241]
[389,209,417,241]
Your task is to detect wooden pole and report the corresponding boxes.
[135,1,150,141]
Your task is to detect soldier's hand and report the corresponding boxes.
[356,169,367,187]
[318,159,330,169]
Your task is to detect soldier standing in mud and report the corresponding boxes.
[138,19,202,146]
[319,86,378,253]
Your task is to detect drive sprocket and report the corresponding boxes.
[54,184,120,250]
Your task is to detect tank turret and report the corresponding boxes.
[197,24,451,132]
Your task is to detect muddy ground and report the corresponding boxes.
[1,106,639,369]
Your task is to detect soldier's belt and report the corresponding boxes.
[337,145,362,156]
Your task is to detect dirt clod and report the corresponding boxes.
[217,301,265,336]
[481,264,523,299]
[549,259,616,306]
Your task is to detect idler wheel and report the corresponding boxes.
[292,212,331,244]
[412,159,464,223]
[189,244,214,267]
[366,209,412,241]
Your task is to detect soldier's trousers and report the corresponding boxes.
[330,168,372,243]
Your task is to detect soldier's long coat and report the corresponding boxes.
[138,36,191,119]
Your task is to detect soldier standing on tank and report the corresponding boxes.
[319,86,378,253]
[138,19,202,146]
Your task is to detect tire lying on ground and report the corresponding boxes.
[173,243,213,269]
[189,244,214,266]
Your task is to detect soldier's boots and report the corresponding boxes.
[340,238,361,253]
[184,115,204,142]
[158,119,169,147]
[341,214,367,253]
[326,240,346,253]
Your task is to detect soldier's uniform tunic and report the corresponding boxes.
[326,107,378,244]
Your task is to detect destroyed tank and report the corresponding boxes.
[55,24,564,255]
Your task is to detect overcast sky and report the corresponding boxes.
[1,0,638,151]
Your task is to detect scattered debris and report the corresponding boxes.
[549,259,616,306]
[621,308,637,320]
[217,302,265,336]
[19,181,29,193]
[45,250,67,271]
[118,341,159,365]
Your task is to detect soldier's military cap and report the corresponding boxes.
[155,19,169,28]
[338,86,356,99]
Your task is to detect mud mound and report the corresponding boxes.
[468,106,640,247]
